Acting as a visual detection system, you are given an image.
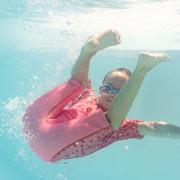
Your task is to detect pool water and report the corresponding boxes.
[0,1,180,180]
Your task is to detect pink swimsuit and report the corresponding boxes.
[23,77,144,163]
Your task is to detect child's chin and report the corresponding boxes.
[102,103,110,111]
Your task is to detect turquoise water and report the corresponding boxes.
[1,1,180,180]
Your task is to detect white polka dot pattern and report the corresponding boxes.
[51,119,143,162]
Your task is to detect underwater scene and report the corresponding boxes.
[0,0,180,180]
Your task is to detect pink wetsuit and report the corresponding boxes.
[23,77,144,163]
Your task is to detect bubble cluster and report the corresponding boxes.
[1,97,28,139]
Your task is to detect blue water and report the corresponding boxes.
[1,1,180,180]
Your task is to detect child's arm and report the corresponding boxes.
[138,121,180,139]
[24,78,84,122]
[106,52,170,130]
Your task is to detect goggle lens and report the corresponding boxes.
[102,84,120,95]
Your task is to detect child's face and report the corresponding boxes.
[98,72,127,111]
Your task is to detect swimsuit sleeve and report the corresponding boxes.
[68,78,96,107]
[23,77,84,127]
[46,78,85,119]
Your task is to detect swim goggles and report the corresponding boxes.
[102,83,120,95]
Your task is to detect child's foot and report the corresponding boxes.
[83,29,121,55]
[137,52,171,72]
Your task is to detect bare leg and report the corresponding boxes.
[83,29,121,54]
[137,52,170,72]
[138,121,180,139]
[71,29,121,88]
[106,52,171,130]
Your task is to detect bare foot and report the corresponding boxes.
[83,29,121,55]
[137,52,171,72]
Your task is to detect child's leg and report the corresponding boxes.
[138,121,180,139]
[71,29,121,88]
[106,52,170,130]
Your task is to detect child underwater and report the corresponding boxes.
[23,29,180,163]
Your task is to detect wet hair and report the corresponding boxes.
[102,68,132,83]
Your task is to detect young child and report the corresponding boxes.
[23,29,180,163]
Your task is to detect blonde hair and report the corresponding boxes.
[103,68,131,83]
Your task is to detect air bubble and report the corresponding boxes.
[48,11,53,16]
